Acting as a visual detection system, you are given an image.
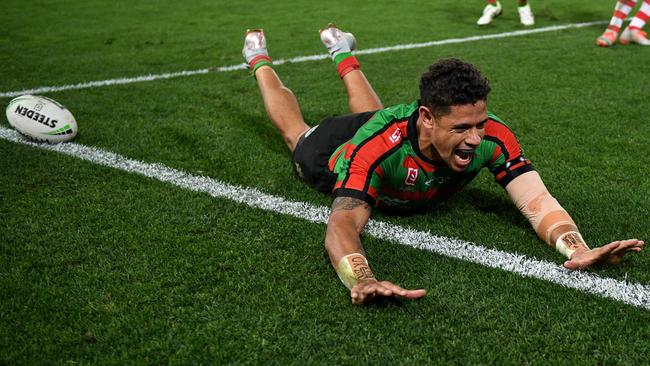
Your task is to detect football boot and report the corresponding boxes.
[596,30,617,47]
[319,23,356,57]
[477,1,502,25]
[518,4,535,26]
[620,27,650,46]
[242,29,268,65]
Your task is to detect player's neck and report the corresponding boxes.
[416,117,442,162]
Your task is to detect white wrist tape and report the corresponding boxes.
[336,253,375,289]
[555,231,588,259]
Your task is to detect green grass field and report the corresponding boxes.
[1,0,649,364]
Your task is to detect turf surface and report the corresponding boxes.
[1,0,649,364]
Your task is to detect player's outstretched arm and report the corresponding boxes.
[325,197,426,304]
[506,171,644,269]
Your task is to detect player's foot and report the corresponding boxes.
[319,23,356,58]
[596,30,618,47]
[242,29,268,66]
[477,1,502,25]
[517,4,535,26]
[619,27,650,45]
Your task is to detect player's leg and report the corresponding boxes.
[340,70,384,114]
[243,30,310,152]
[477,1,502,26]
[597,0,637,47]
[621,0,650,45]
[319,24,383,113]
[517,0,535,26]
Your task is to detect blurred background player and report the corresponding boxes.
[477,0,535,26]
[597,0,650,46]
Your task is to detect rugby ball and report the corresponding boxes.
[5,95,78,143]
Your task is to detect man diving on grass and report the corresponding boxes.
[241,24,644,305]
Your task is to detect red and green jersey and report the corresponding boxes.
[328,101,534,211]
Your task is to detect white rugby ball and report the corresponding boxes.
[5,95,78,143]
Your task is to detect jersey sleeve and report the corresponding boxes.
[483,119,535,187]
[334,166,383,207]
[331,119,404,207]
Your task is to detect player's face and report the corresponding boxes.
[428,101,488,172]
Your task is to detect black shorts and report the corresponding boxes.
[291,111,376,192]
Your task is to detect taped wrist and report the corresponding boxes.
[336,253,375,289]
[506,172,590,258]
[555,231,589,259]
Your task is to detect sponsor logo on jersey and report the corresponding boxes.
[425,176,450,186]
[405,167,418,186]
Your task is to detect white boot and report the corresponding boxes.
[477,1,503,25]
[242,29,268,66]
[319,23,357,59]
[518,4,535,26]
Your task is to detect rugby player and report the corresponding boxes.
[242,25,644,305]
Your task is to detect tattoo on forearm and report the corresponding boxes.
[331,197,371,213]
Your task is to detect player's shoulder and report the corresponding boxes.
[486,111,509,127]
[355,101,417,139]
[485,111,518,139]
[376,101,419,121]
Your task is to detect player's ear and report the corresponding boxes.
[418,106,435,128]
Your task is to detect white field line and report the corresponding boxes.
[0,19,608,99]
[1,126,648,310]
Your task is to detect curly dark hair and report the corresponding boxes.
[419,58,491,117]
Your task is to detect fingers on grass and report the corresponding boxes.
[564,260,586,270]
[612,240,644,254]
[604,242,622,251]
[404,289,427,299]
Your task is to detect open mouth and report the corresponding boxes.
[454,148,474,162]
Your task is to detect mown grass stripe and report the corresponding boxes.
[1,126,648,310]
[0,20,608,99]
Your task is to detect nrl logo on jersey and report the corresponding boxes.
[405,167,418,186]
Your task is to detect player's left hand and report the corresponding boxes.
[563,239,644,270]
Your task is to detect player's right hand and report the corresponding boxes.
[350,279,426,305]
